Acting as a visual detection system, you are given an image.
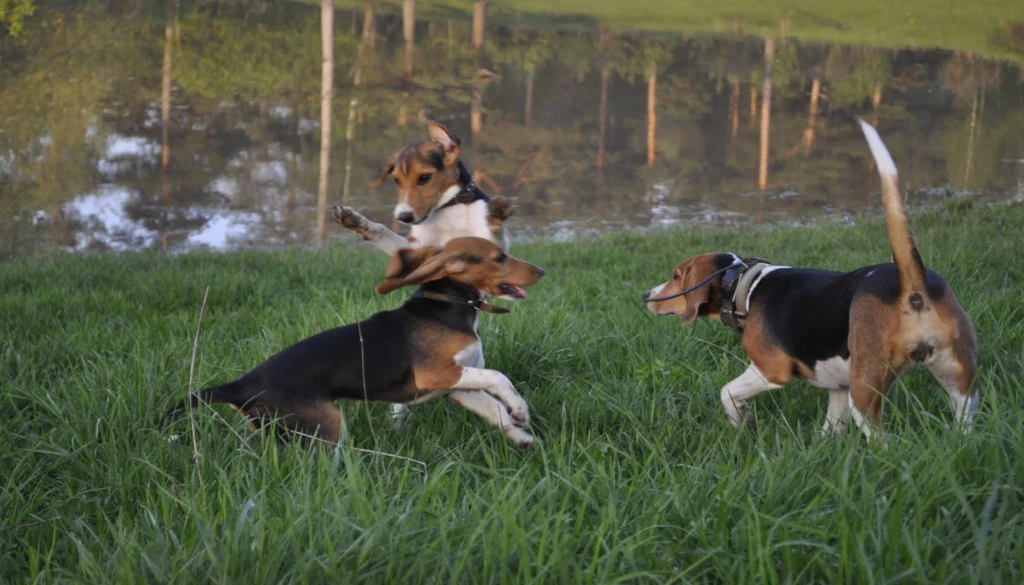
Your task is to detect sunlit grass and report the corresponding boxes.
[2,199,1023,583]
[313,0,1024,66]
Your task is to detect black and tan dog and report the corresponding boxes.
[160,237,544,449]
[333,112,512,254]
[643,121,978,439]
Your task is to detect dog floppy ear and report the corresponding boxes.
[677,259,719,326]
[422,110,461,166]
[368,155,397,187]
[375,247,466,295]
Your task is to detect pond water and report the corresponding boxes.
[1,1,1022,256]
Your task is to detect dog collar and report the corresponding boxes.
[420,291,510,314]
[438,162,489,211]
[719,257,772,333]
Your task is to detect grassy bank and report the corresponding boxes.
[310,0,1024,67]
[2,200,1023,583]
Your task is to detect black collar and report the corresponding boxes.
[438,161,489,211]
[419,291,510,314]
[719,257,771,333]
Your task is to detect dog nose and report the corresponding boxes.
[396,211,415,224]
[642,290,651,302]
[536,267,545,278]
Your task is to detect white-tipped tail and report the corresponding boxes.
[857,118,928,302]
[857,119,898,178]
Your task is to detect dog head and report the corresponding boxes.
[376,237,544,299]
[368,113,464,226]
[643,253,737,325]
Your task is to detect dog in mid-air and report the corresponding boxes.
[643,120,978,439]
[332,112,512,254]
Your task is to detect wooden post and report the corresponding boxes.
[316,0,334,246]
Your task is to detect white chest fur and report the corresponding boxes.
[806,355,851,390]
[453,341,484,368]
[410,199,493,248]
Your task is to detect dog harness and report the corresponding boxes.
[718,258,772,333]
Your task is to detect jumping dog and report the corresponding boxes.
[333,113,513,429]
[332,113,511,254]
[160,237,545,449]
[643,120,978,439]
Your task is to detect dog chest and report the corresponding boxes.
[411,200,493,247]
[454,340,484,368]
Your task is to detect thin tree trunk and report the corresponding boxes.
[317,0,334,246]
[287,150,296,224]
[802,76,820,154]
[403,0,415,79]
[728,77,740,140]
[758,38,774,221]
[870,81,882,127]
[472,1,486,50]
[160,1,174,198]
[471,86,482,139]
[598,69,610,167]
[364,2,375,49]
[647,71,656,167]
[749,80,758,129]
[342,3,374,204]
[963,86,979,188]
[524,68,534,127]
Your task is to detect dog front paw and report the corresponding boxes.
[506,426,535,450]
[507,399,530,428]
[332,205,369,231]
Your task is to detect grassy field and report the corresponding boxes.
[310,0,1024,67]
[2,199,1024,583]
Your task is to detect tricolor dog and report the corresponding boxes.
[332,112,511,254]
[160,237,544,449]
[643,121,978,439]
[333,113,513,429]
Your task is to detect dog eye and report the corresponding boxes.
[495,253,507,264]
[417,173,432,185]
[673,272,680,281]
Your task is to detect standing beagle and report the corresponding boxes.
[159,237,545,449]
[332,112,511,254]
[643,121,978,439]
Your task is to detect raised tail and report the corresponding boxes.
[857,119,929,310]
[157,381,244,431]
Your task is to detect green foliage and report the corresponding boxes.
[0,0,34,37]
[173,9,329,101]
[2,202,1024,582]
[827,49,890,108]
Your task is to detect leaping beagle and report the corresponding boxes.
[643,120,978,440]
[159,237,545,449]
[332,112,512,255]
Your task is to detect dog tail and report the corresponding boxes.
[157,380,244,431]
[858,119,929,310]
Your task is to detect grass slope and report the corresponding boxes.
[2,200,1023,583]
[308,0,1024,67]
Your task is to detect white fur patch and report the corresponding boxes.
[409,199,493,248]
[454,341,484,368]
[393,202,414,220]
[806,355,851,390]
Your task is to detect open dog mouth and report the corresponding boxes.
[497,283,528,300]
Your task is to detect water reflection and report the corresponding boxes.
[0,1,1022,256]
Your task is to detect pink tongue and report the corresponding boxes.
[508,285,527,299]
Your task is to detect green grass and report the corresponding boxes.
[2,199,1024,583]
[313,0,1024,67]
